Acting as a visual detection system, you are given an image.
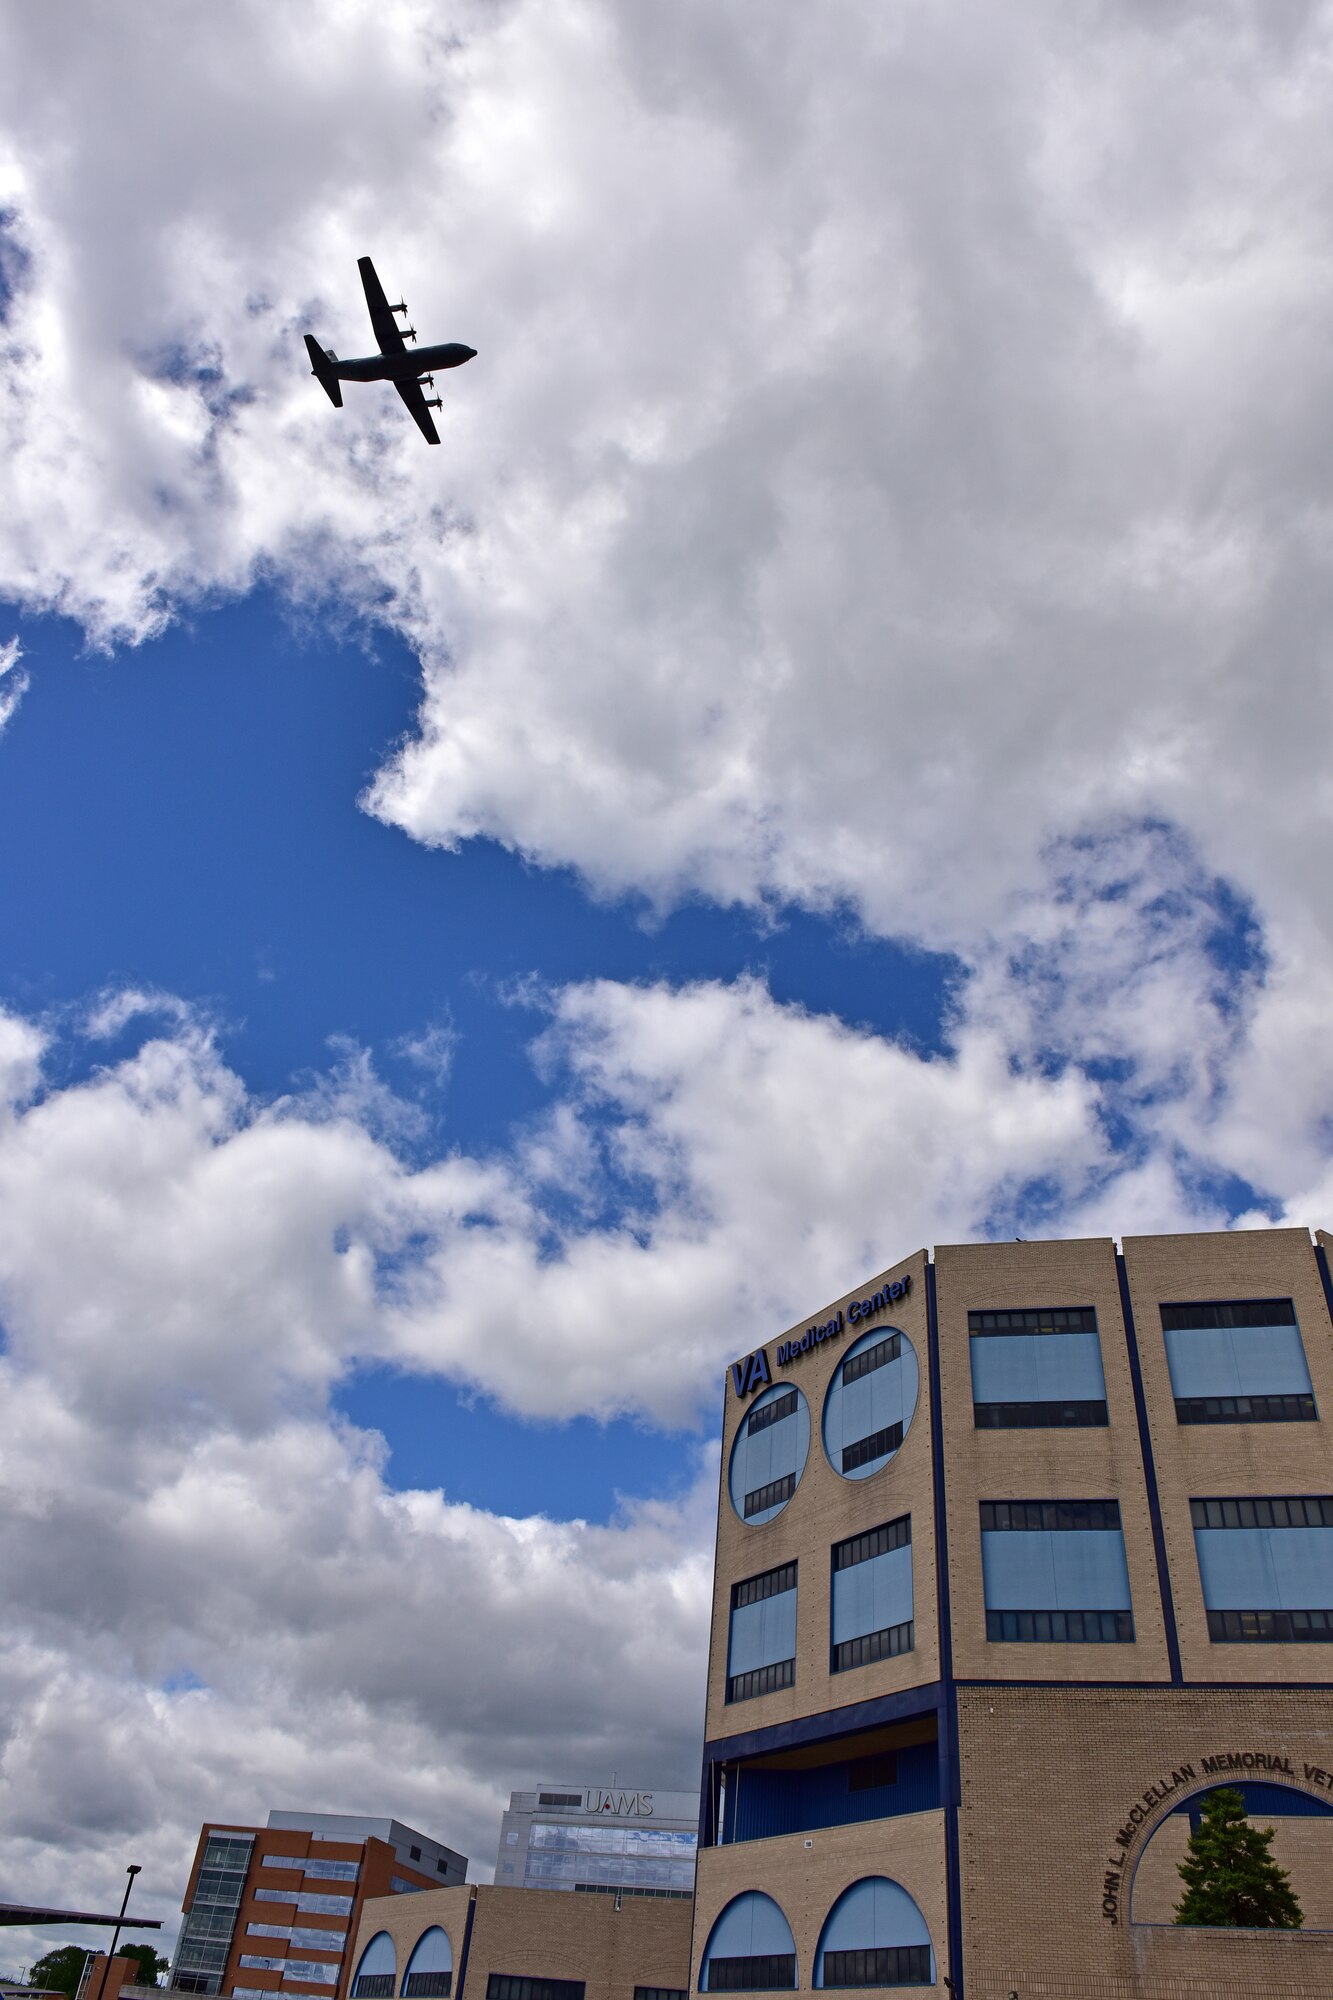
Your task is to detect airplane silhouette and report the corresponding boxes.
[304,256,475,444]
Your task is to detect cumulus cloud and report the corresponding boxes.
[1,0,1331,958]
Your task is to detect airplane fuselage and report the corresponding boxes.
[333,343,476,383]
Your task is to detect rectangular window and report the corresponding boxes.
[841,1422,902,1474]
[705,1959,795,1992]
[847,1752,897,1791]
[248,1926,291,1941]
[486,1979,586,2000]
[391,1878,424,1895]
[822,1947,931,1988]
[969,1305,1107,1429]
[743,1473,795,1519]
[1163,1299,1315,1425]
[404,1976,452,1999]
[843,1333,901,1385]
[980,1498,1133,1643]
[831,1516,913,1674]
[538,1792,582,1807]
[635,1989,686,2000]
[747,1389,798,1435]
[284,1969,337,1988]
[728,1562,797,1701]
[240,1960,285,1974]
[287,1931,345,1953]
[353,1983,394,2000]
[262,1858,310,1873]
[1191,1495,1333,1642]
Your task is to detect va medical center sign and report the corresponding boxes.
[731,1274,912,1399]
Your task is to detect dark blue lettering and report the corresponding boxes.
[750,1348,772,1389]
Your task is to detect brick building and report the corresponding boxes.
[346,1882,692,2000]
[171,1812,465,2000]
[693,1227,1333,2000]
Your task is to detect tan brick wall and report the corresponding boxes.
[705,1251,938,1746]
[1121,1227,1333,1685]
[957,1683,1333,1999]
[934,1236,1172,1683]
[351,1886,692,2000]
[688,1814,948,1998]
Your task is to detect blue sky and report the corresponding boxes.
[3,0,1333,1952]
[0,591,953,1519]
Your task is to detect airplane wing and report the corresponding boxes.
[394,376,441,445]
[358,255,406,354]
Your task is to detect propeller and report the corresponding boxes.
[403,326,418,342]
[416,374,435,388]
[425,396,443,411]
[390,300,409,315]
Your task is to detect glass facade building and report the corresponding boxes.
[494,1787,697,1901]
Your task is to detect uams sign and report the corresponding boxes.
[586,1789,653,1816]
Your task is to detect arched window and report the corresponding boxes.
[352,1931,397,1999]
[729,1384,811,1525]
[814,1878,933,1988]
[403,1927,453,1999]
[822,1330,918,1482]
[700,1890,797,1990]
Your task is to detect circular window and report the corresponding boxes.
[729,1381,810,1525]
[822,1326,918,1480]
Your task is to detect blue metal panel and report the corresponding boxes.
[1165,1324,1313,1400]
[703,1682,946,1769]
[404,1930,452,1978]
[1195,1527,1333,1609]
[814,1878,933,1986]
[832,1545,912,1647]
[732,1742,939,1843]
[822,1331,919,1481]
[1117,1252,1181,1684]
[969,1331,1105,1404]
[729,1587,798,1676]
[354,1935,396,1982]
[728,1385,810,1526]
[982,1530,1131,1611]
[702,1892,796,1981]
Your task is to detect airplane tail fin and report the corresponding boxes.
[304,333,343,407]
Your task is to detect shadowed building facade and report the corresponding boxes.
[692,1228,1333,2000]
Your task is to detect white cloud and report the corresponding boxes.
[2,0,1332,965]
[0,636,26,733]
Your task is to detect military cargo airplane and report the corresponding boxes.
[304,256,475,444]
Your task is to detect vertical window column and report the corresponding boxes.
[830,1517,913,1673]
[726,1563,797,1702]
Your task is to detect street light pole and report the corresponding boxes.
[92,1865,142,2000]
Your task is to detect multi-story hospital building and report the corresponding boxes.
[692,1228,1333,2000]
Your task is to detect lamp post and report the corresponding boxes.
[92,1866,142,2000]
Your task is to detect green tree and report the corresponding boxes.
[27,1946,91,1999]
[118,1946,169,1988]
[1174,1785,1304,1928]
[27,1943,168,1998]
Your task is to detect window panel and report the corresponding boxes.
[823,1331,919,1483]
[1191,1494,1333,1640]
[728,1564,797,1699]
[728,1387,810,1526]
[980,1498,1133,1642]
[970,1308,1106,1430]
[706,1958,795,1992]
[830,1516,912,1672]
[1163,1301,1315,1424]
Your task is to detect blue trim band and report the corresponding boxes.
[926,1257,965,2000]
[1116,1251,1182,1683]
[454,1889,476,2000]
[701,1679,946,1767]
